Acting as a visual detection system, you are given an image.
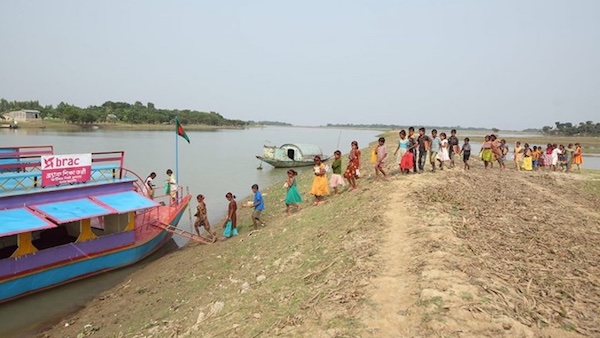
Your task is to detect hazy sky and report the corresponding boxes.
[1,1,599,130]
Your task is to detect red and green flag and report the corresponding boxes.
[175,117,190,143]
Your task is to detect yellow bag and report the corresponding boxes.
[370,148,377,164]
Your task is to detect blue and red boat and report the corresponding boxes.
[0,145,190,303]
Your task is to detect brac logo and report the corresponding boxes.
[41,154,91,170]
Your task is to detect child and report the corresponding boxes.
[429,129,441,172]
[165,169,177,204]
[436,132,450,170]
[393,130,409,171]
[245,184,266,230]
[143,172,156,199]
[573,143,583,172]
[343,141,360,191]
[284,169,302,215]
[565,143,575,173]
[514,142,523,171]
[223,192,238,238]
[480,135,493,169]
[522,143,533,171]
[499,139,508,170]
[544,144,553,170]
[194,194,216,242]
[448,129,460,168]
[328,150,345,194]
[461,138,471,170]
[558,145,567,171]
[374,137,388,180]
[310,156,329,205]
[551,143,561,171]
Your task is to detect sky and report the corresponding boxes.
[1,1,599,130]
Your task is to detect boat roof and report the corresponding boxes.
[0,145,159,236]
[0,208,56,237]
[279,143,324,156]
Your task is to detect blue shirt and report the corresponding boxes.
[254,191,265,211]
[431,137,441,152]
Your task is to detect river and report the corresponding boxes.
[0,126,382,337]
[0,126,598,337]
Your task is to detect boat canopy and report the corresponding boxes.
[0,208,56,237]
[91,191,159,214]
[280,143,324,157]
[31,198,113,224]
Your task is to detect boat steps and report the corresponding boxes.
[150,221,216,245]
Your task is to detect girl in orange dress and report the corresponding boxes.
[343,141,361,191]
[573,143,583,172]
[310,156,329,205]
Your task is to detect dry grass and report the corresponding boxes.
[417,170,600,335]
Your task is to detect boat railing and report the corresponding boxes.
[0,150,127,194]
[0,145,54,173]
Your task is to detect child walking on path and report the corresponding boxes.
[461,138,471,170]
[393,130,409,170]
[436,132,450,170]
[344,141,361,191]
[222,192,238,238]
[284,169,302,215]
[328,150,345,194]
[245,184,266,230]
[194,194,216,242]
[514,141,523,170]
[573,143,583,171]
[310,156,329,205]
[374,137,388,181]
[480,136,493,169]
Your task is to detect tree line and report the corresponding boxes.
[0,99,247,127]
[542,121,600,136]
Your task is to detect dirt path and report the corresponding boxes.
[361,169,598,337]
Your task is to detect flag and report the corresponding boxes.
[175,117,190,143]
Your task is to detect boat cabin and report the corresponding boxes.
[262,143,325,162]
[0,146,161,285]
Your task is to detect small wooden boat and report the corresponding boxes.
[0,145,191,303]
[256,143,330,168]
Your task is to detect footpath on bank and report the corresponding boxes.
[43,138,600,338]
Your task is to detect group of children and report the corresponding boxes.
[180,130,585,242]
[385,128,586,174]
[512,141,584,172]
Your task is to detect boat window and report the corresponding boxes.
[0,235,17,259]
[287,149,295,160]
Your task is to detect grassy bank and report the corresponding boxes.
[42,138,600,337]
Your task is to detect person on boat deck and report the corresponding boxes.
[166,169,177,204]
[223,192,238,238]
[244,184,266,230]
[143,172,156,199]
[194,194,216,242]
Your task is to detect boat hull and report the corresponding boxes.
[256,156,332,168]
[0,198,189,304]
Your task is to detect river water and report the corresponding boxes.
[0,126,382,336]
[0,127,598,336]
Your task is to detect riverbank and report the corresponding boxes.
[41,140,600,337]
[10,120,243,131]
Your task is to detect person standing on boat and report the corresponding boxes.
[194,194,216,242]
[143,172,156,199]
[165,169,177,204]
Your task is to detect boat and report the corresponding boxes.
[256,143,331,168]
[0,145,191,303]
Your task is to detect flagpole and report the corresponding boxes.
[175,115,179,191]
